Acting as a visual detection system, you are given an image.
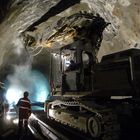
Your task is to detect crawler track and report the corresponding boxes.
[48,100,120,140]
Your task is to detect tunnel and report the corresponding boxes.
[0,0,140,140]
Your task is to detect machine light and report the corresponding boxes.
[13,118,19,124]
[6,114,11,120]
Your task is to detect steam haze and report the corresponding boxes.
[4,37,50,105]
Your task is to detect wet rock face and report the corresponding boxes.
[83,0,140,59]
[0,0,140,79]
[0,0,61,80]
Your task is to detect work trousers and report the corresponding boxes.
[18,118,28,137]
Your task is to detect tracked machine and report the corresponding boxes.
[44,12,140,140]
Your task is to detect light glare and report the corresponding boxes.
[6,115,11,120]
[13,118,19,124]
[5,87,23,104]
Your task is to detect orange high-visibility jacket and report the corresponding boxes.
[17,97,31,119]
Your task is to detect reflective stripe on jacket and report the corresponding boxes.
[17,97,31,119]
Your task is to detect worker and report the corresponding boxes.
[16,91,31,137]
[65,60,78,72]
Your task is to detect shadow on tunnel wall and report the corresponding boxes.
[0,0,12,23]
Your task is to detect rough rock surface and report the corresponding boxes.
[0,0,140,79]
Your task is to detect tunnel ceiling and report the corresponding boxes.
[0,0,140,80]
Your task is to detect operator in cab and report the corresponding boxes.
[65,60,79,72]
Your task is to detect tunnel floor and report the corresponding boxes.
[1,105,140,140]
[0,116,38,140]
